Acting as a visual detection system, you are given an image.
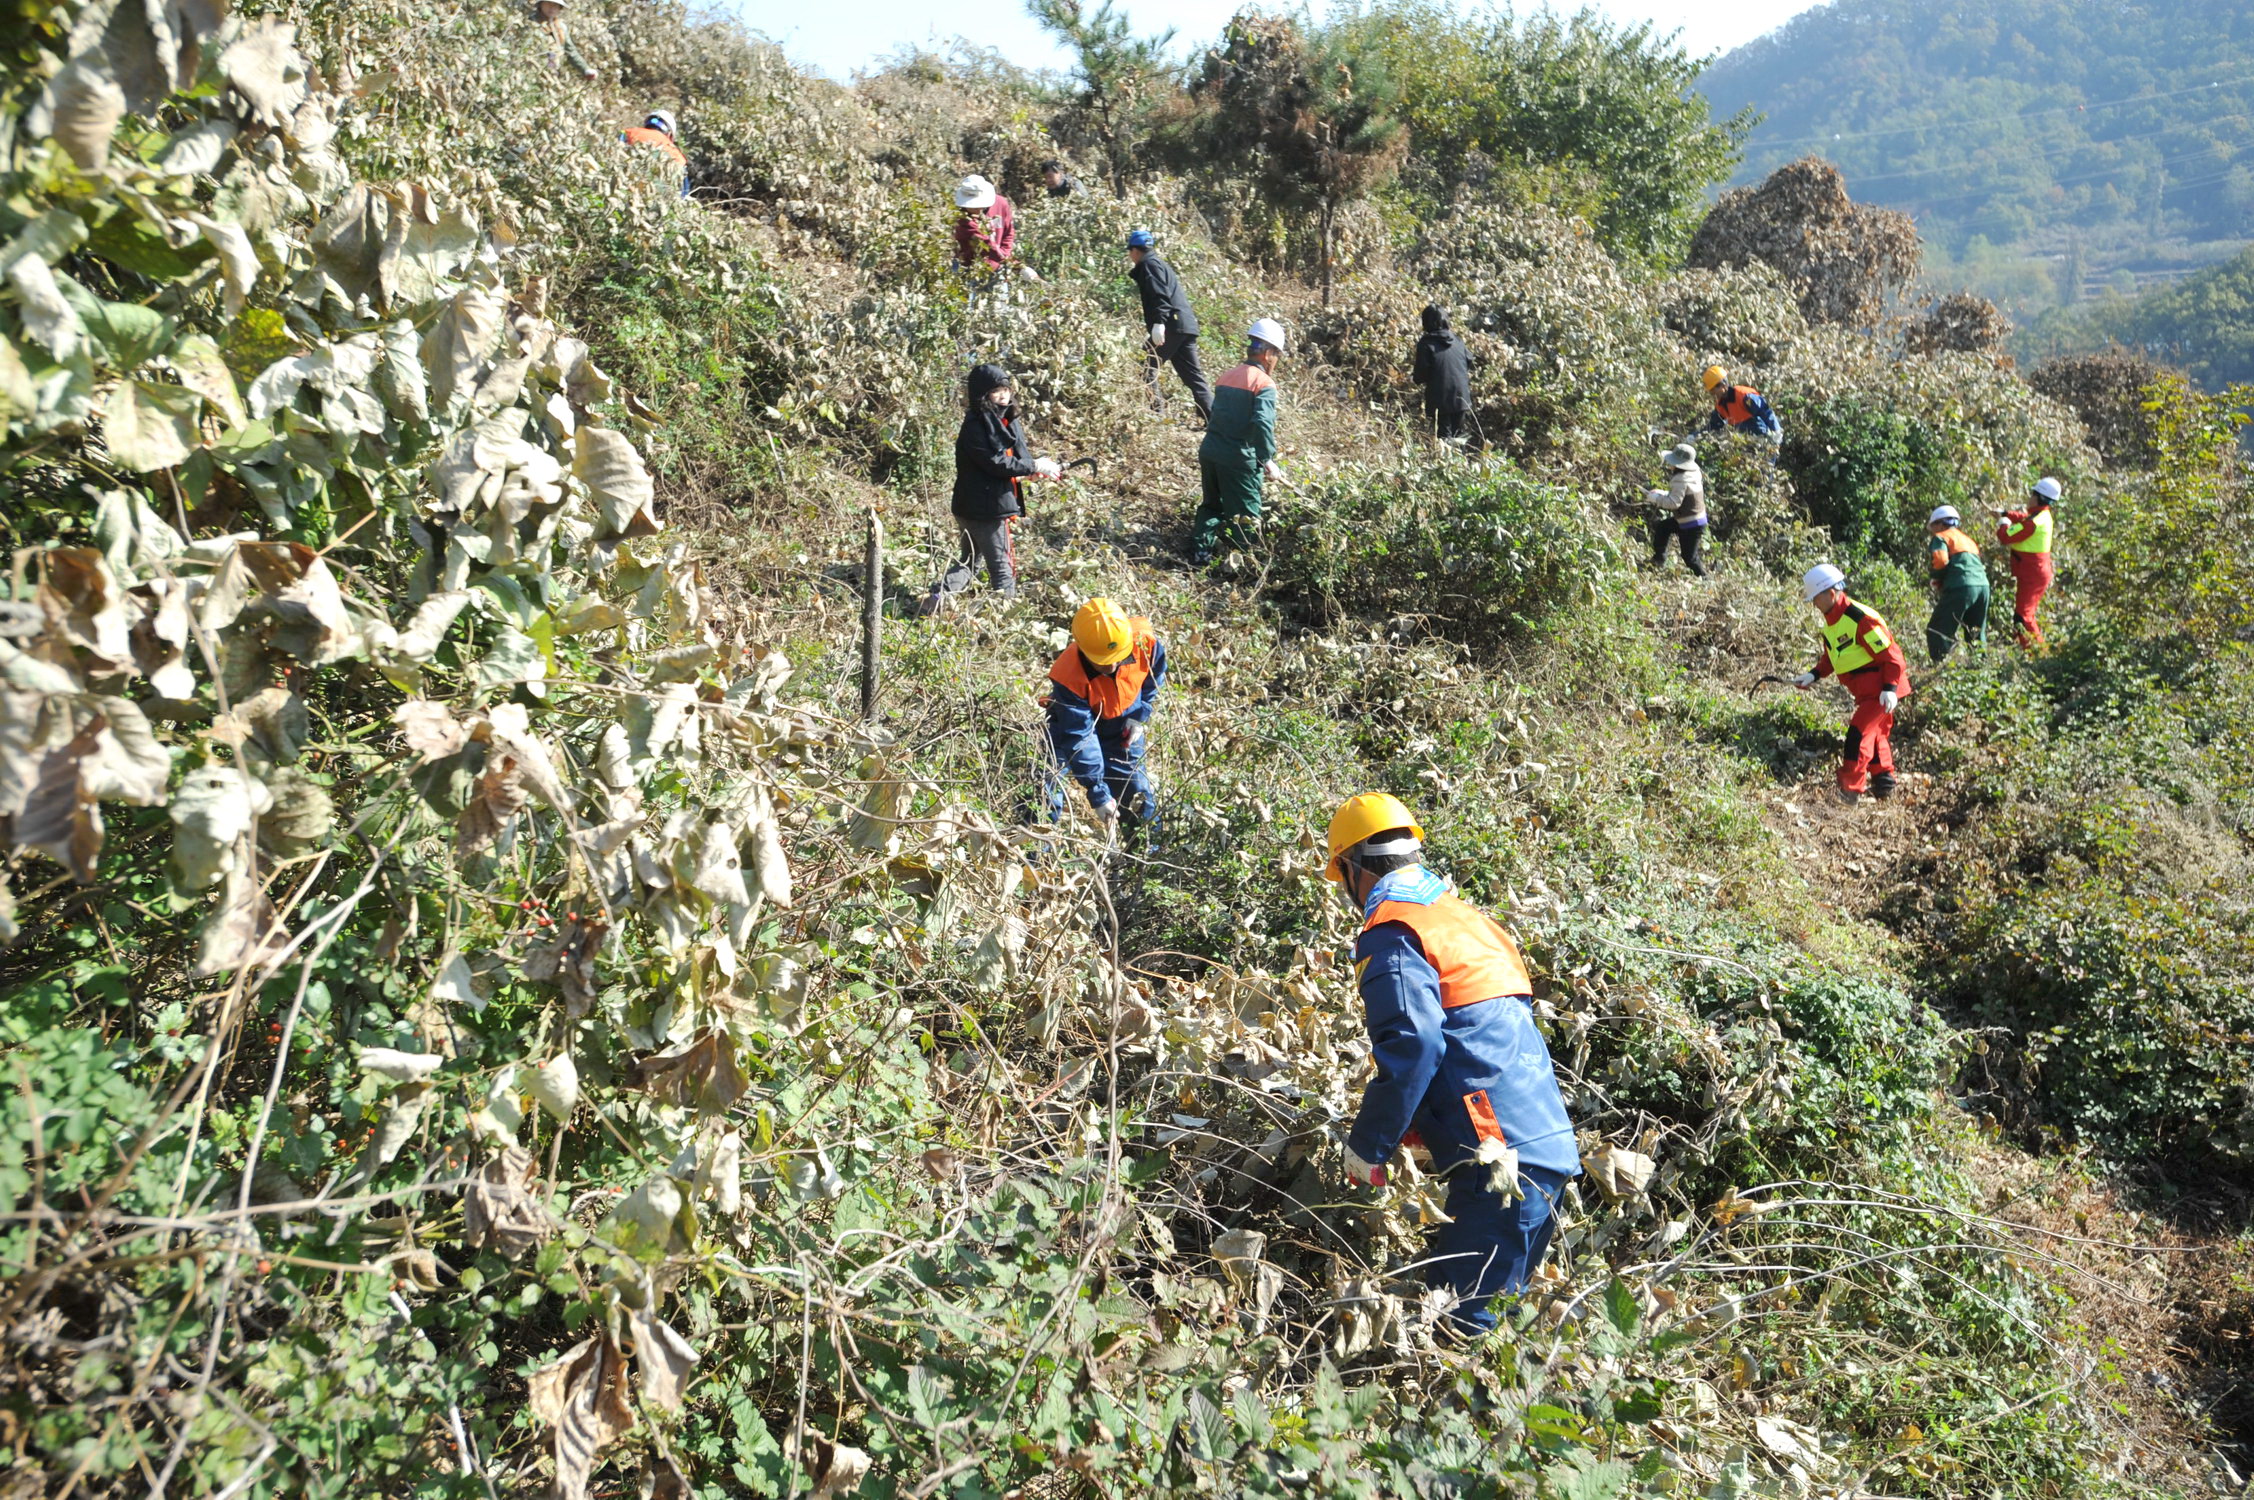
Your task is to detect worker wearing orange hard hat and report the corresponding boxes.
[1043,599,1167,845]
[1324,793,1577,1336]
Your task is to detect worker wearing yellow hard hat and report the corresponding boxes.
[1322,793,1577,1336]
[1042,598,1168,844]
[1687,363,1782,448]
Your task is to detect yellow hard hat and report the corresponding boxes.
[1324,793,1425,881]
[1070,597,1136,666]
[1701,365,1728,392]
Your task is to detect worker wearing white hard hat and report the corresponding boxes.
[1190,319,1288,564]
[1793,563,1911,803]
[623,110,688,195]
[1994,476,2061,647]
[1925,504,1990,663]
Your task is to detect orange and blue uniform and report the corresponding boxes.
[1349,867,1576,1332]
[622,126,688,196]
[1698,383,1781,441]
[1043,622,1165,838]
[1811,594,1910,797]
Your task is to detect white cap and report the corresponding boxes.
[1928,504,1960,525]
[1802,562,1846,602]
[1247,317,1288,353]
[953,175,997,209]
[645,110,676,135]
[2031,476,2063,502]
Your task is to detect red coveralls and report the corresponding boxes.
[1994,504,2055,646]
[1812,595,1911,798]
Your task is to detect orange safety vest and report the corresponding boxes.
[1362,891,1532,1008]
[1047,621,1157,721]
[623,126,687,168]
[1715,385,1762,425]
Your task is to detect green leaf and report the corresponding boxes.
[87,212,214,281]
[61,281,174,371]
[103,379,202,471]
[1601,1277,1639,1337]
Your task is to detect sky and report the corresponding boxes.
[738,0,1828,83]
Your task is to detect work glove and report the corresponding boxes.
[1343,1145,1388,1188]
[1792,671,1817,690]
[1879,689,1899,713]
[1149,323,1167,348]
[1127,724,1145,754]
[1032,457,1062,479]
[1263,461,1284,482]
[1093,798,1120,824]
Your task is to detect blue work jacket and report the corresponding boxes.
[1346,868,1579,1178]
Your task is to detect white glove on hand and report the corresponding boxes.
[1149,323,1167,348]
[1032,457,1062,479]
[1094,799,1120,823]
[1343,1146,1388,1188]
[1263,461,1284,482]
[1127,724,1145,753]
[1792,671,1817,690]
[1879,688,1899,713]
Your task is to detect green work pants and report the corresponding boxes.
[1926,584,1990,663]
[1191,458,1264,559]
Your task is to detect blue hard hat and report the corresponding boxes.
[1125,228,1156,249]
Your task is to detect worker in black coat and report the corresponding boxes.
[1412,305,1473,445]
[1126,229,1213,423]
[926,363,1061,609]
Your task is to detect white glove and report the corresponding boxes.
[1032,457,1062,479]
[1792,671,1817,690]
[1263,460,1284,482]
[1879,689,1899,713]
[1021,265,1041,283]
[1343,1146,1388,1188]
[1149,323,1167,347]
[1093,798,1120,823]
[1127,724,1145,753]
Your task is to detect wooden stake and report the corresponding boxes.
[859,509,883,722]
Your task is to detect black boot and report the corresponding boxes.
[1870,772,1897,801]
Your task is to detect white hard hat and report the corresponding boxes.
[645,110,676,135]
[953,175,997,209]
[1662,444,1697,470]
[1246,317,1288,353]
[1801,563,1846,602]
[2031,476,2063,502]
[1928,504,1960,525]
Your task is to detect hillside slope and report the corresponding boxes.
[1703,0,2254,313]
[1,1,2251,1498]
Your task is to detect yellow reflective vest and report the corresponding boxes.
[2002,506,2054,555]
[1819,600,1894,675]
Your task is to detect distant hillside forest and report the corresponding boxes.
[1702,0,2254,320]
[2028,244,2254,389]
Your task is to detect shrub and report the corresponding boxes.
[2026,347,2173,468]
[1689,157,1920,328]
[1262,458,1620,642]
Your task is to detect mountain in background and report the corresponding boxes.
[1701,0,2254,326]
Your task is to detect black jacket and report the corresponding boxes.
[951,365,1039,521]
[1046,175,1080,198]
[1412,331,1470,413]
[1129,254,1199,340]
